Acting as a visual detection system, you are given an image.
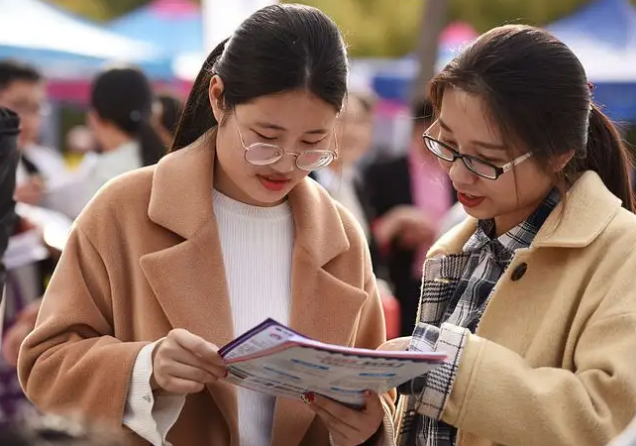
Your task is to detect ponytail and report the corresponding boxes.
[137,121,166,166]
[584,103,635,212]
[171,38,229,152]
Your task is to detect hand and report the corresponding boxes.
[398,214,436,249]
[151,328,227,395]
[2,298,42,366]
[305,391,384,446]
[373,205,435,249]
[15,176,44,205]
[377,336,411,352]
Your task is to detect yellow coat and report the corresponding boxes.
[396,171,636,446]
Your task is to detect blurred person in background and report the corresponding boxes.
[152,91,184,148]
[0,60,68,207]
[64,125,97,169]
[0,106,28,426]
[2,66,168,386]
[0,106,20,294]
[45,65,166,219]
[311,90,394,328]
[364,98,455,337]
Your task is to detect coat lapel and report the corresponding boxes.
[138,133,239,439]
[270,180,368,446]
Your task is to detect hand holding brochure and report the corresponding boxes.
[218,318,447,408]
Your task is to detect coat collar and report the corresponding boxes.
[141,132,365,445]
[147,131,350,265]
[429,171,622,257]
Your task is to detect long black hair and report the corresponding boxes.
[171,3,348,152]
[90,66,165,166]
[430,25,635,212]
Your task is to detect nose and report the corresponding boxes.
[271,153,296,174]
[448,158,478,186]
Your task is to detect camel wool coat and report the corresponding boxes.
[18,134,395,446]
[395,171,636,446]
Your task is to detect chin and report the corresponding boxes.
[248,188,288,207]
[462,204,495,221]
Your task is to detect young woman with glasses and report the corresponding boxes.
[391,25,636,446]
[18,5,394,446]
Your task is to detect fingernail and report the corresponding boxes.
[302,392,315,404]
[364,390,372,398]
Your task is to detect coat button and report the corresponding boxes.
[511,263,528,281]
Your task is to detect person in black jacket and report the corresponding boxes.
[0,106,20,298]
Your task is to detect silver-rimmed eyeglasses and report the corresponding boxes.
[235,117,338,171]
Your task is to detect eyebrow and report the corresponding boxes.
[438,118,506,151]
[254,121,328,135]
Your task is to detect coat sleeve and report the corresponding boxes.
[443,311,636,446]
[18,224,148,426]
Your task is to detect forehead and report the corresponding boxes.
[0,80,45,103]
[236,90,338,130]
[438,88,502,144]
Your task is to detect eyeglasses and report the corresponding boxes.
[2,101,51,118]
[235,117,338,171]
[422,133,533,180]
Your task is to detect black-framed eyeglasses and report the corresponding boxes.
[235,116,338,171]
[422,133,533,180]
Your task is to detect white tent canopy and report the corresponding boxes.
[0,0,168,79]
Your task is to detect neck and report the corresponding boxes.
[493,196,546,237]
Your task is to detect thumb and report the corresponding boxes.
[363,390,382,411]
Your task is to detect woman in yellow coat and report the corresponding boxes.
[394,25,636,446]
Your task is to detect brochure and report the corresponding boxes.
[219,318,447,408]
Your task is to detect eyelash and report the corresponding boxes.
[441,139,501,163]
[255,131,277,141]
[254,131,322,146]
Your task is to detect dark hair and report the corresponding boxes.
[90,66,165,166]
[348,89,377,116]
[429,25,635,212]
[171,4,348,152]
[156,93,184,137]
[0,60,42,92]
[411,97,434,125]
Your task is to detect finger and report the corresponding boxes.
[162,377,205,394]
[163,362,219,384]
[311,395,359,430]
[363,391,382,414]
[171,330,225,365]
[161,343,226,378]
[308,402,356,441]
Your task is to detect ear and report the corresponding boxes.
[209,75,226,123]
[86,110,102,130]
[552,149,575,173]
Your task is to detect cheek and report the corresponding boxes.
[438,159,452,173]
[216,129,248,173]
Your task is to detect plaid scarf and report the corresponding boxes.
[397,189,560,446]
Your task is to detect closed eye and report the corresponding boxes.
[253,130,278,141]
